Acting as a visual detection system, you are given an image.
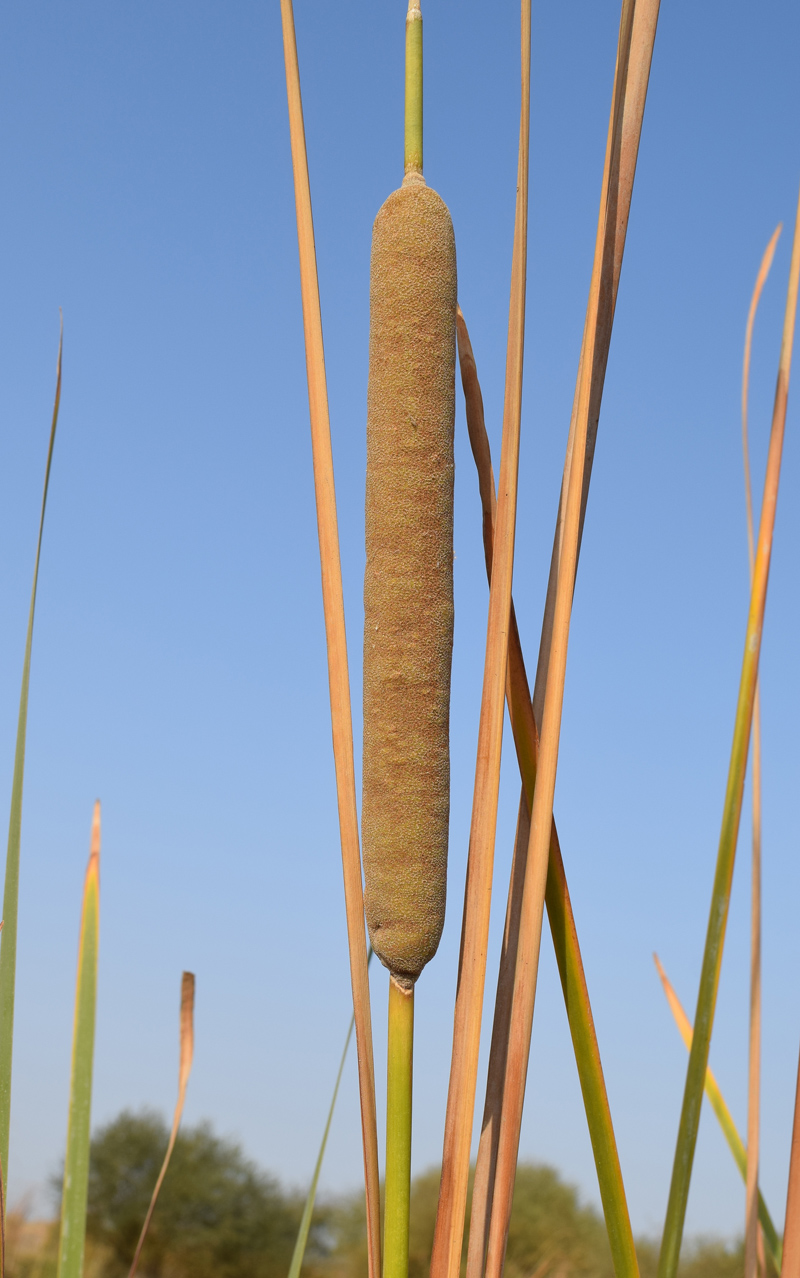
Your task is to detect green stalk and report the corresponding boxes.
[57,803,101,1278]
[658,183,800,1278]
[654,955,782,1271]
[384,977,413,1278]
[0,321,63,1183]
[385,11,420,1264]
[404,1,422,175]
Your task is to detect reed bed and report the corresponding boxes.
[0,8,799,1278]
[279,6,800,1278]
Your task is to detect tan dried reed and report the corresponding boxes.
[429,6,531,1275]
[783,1053,800,1278]
[128,972,195,1278]
[456,309,637,1278]
[279,6,380,1274]
[481,4,661,1275]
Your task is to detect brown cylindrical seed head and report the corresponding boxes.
[362,174,457,985]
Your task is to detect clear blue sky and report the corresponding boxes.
[0,0,798,1245]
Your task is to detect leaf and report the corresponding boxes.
[431,3,531,1272]
[57,802,101,1278]
[741,222,781,1278]
[476,3,660,1274]
[456,309,638,1278]
[782,1052,800,1278]
[658,182,800,1278]
[287,949,374,1278]
[0,318,63,1181]
[653,954,782,1272]
[278,7,380,1274]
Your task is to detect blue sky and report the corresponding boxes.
[0,0,799,1245]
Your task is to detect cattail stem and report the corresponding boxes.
[405,1,422,174]
[385,977,414,1278]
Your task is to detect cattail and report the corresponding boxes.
[362,8,455,1275]
[361,4,456,991]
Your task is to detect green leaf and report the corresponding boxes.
[57,803,101,1278]
[654,955,782,1271]
[658,185,800,1278]
[0,319,63,1181]
[287,948,373,1278]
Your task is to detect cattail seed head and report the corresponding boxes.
[362,174,457,985]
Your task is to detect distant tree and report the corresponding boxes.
[321,1163,753,1278]
[408,1167,447,1278]
[637,1235,749,1278]
[504,1164,614,1278]
[678,1240,746,1278]
[51,1112,755,1278]
[321,1162,614,1278]
[84,1110,312,1278]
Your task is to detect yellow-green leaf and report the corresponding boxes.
[57,802,101,1278]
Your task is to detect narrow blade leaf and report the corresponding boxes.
[482,4,660,1275]
[57,802,101,1278]
[0,319,63,1181]
[654,954,782,1272]
[741,224,781,1278]
[457,310,637,1278]
[287,948,374,1278]
[782,1048,800,1278]
[278,9,380,1274]
[430,8,531,1275]
[658,182,800,1278]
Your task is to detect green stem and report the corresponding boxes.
[385,976,413,1278]
[404,2,422,175]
